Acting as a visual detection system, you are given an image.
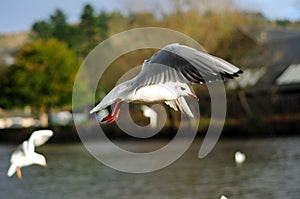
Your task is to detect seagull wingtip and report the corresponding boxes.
[90,107,100,114]
[89,109,96,114]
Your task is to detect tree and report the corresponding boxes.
[32,21,53,39]
[50,9,70,42]
[2,38,80,126]
[78,4,110,56]
[32,9,70,42]
[97,10,110,39]
[32,5,111,57]
[32,9,76,51]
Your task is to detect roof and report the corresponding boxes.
[240,27,300,89]
[242,26,300,44]
[276,64,300,85]
[227,68,266,89]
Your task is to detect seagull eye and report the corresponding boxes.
[180,87,186,91]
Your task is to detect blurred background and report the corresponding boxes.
[0,0,299,198]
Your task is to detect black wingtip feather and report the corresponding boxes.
[221,72,234,79]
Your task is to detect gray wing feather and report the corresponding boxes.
[132,44,242,90]
[131,43,242,90]
[28,130,53,152]
[163,43,242,75]
[116,44,241,98]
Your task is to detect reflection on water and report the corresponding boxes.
[0,137,300,199]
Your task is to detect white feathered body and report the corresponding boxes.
[7,130,53,178]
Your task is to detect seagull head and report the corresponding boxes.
[32,153,47,167]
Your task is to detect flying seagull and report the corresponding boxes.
[90,43,242,124]
[7,130,53,179]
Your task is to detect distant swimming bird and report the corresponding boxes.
[90,43,242,124]
[7,130,53,179]
[235,151,246,164]
[141,105,158,129]
[220,195,228,199]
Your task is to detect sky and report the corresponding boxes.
[0,0,299,34]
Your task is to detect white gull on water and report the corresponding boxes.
[235,151,246,164]
[7,130,53,179]
[90,43,242,124]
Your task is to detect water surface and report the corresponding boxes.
[1,137,299,199]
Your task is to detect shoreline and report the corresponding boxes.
[1,114,299,144]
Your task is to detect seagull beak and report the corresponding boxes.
[43,163,48,167]
[188,93,198,100]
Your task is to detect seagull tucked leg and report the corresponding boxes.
[17,166,22,179]
[101,99,122,124]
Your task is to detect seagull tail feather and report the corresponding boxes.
[165,97,194,117]
[7,164,17,177]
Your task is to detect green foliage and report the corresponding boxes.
[0,64,22,108]
[275,19,291,27]
[32,9,69,41]
[78,5,110,56]
[32,4,111,57]
[32,21,53,39]
[0,38,80,110]
[50,9,71,42]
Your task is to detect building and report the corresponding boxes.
[227,27,300,117]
